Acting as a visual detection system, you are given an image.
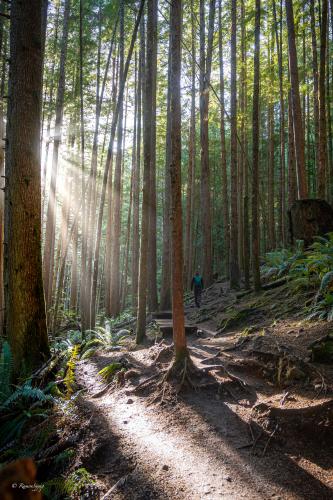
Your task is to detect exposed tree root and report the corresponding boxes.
[253,399,333,419]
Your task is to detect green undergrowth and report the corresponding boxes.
[263,233,333,321]
[0,314,135,497]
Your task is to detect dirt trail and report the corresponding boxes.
[78,362,274,500]
[75,280,333,499]
[77,350,332,500]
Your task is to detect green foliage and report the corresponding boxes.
[275,234,333,320]
[290,234,333,290]
[98,362,123,381]
[43,467,99,500]
[262,243,303,280]
[64,344,80,399]
[64,468,96,497]
[0,381,54,448]
[80,325,132,358]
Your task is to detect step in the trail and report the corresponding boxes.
[151,311,173,320]
[155,319,197,336]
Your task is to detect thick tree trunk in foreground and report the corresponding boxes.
[251,0,261,292]
[5,0,50,378]
[285,0,308,199]
[169,0,186,361]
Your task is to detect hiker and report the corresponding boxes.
[191,271,204,308]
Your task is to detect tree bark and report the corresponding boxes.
[109,1,125,319]
[184,0,196,290]
[317,0,328,198]
[310,0,320,195]
[132,22,144,312]
[218,0,230,279]
[199,0,215,288]
[251,0,261,292]
[169,0,187,361]
[229,0,240,289]
[5,0,50,378]
[285,0,308,199]
[160,25,172,312]
[147,0,158,311]
[287,89,297,209]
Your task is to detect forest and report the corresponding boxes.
[0,0,333,498]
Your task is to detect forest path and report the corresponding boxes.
[74,280,333,499]
[77,359,278,500]
[76,334,333,500]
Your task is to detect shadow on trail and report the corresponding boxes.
[178,387,333,499]
[79,397,190,499]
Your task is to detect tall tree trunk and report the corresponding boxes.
[0,7,6,333]
[105,56,118,317]
[148,0,158,311]
[327,19,333,202]
[273,0,286,245]
[184,0,196,289]
[287,89,297,209]
[160,26,172,311]
[251,0,261,292]
[199,0,215,287]
[132,22,144,312]
[268,101,276,250]
[310,0,320,195]
[137,1,154,340]
[218,0,230,278]
[109,1,125,319]
[318,0,328,198]
[229,0,240,288]
[43,0,71,312]
[239,0,247,275]
[86,1,103,326]
[5,0,50,378]
[79,0,87,332]
[169,0,187,361]
[285,0,308,199]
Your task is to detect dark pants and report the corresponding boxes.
[194,287,202,308]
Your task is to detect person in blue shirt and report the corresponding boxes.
[191,271,204,308]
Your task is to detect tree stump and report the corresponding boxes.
[289,199,333,247]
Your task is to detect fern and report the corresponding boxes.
[1,383,54,410]
[0,383,53,448]
[98,362,123,381]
